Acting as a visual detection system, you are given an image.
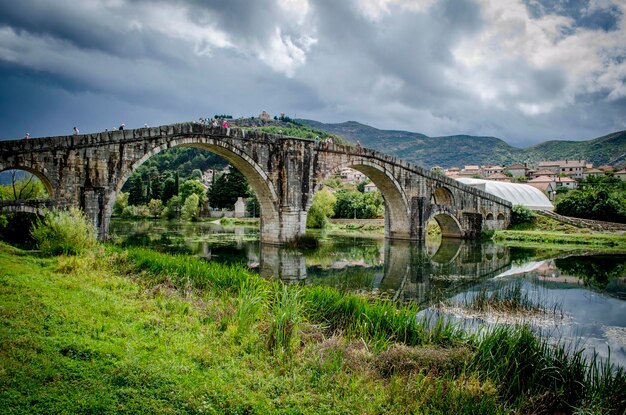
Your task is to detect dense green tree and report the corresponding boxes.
[180,179,206,203]
[127,175,145,206]
[307,187,336,228]
[207,169,250,209]
[113,192,129,216]
[556,187,626,223]
[164,195,182,219]
[246,193,260,217]
[147,199,164,218]
[333,190,384,219]
[161,176,177,202]
[181,194,200,221]
[191,169,203,180]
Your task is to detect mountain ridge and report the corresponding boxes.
[298,119,626,169]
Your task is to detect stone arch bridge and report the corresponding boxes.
[0,123,511,243]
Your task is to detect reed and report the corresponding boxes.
[267,285,302,356]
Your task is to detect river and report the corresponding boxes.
[110,218,626,368]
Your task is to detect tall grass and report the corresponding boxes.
[267,285,302,355]
[460,281,563,318]
[113,246,626,413]
[235,279,268,339]
[31,207,96,255]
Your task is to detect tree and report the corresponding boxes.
[161,176,177,203]
[556,187,626,223]
[190,169,203,180]
[333,190,384,219]
[207,168,250,209]
[180,179,206,203]
[307,187,336,228]
[147,199,164,218]
[127,175,145,206]
[164,195,182,219]
[246,193,260,217]
[181,193,200,221]
[0,170,47,200]
[113,192,129,216]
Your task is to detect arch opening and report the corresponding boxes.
[107,140,280,242]
[431,186,455,206]
[310,162,411,239]
[0,168,52,200]
[486,213,494,221]
[428,213,463,239]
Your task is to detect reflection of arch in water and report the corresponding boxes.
[431,186,455,206]
[0,167,54,198]
[429,238,463,264]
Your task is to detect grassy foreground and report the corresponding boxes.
[1,242,625,414]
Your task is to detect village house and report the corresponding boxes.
[485,172,511,182]
[483,165,505,176]
[201,168,214,187]
[615,169,626,181]
[258,111,271,121]
[582,168,604,179]
[527,175,557,200]
[339,167,367,185]
[444,167,461,178]
[458,165,482,178]
[529,169,556,179]
[555,176,578,190]
[504,163,529,178]
[538,160,587,179]
[363,182,378,193]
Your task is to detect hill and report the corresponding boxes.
[298,120,626,169]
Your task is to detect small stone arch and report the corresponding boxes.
[311,159,411,239]
[0,166,55,198]
[430,212,463,238]
[497,213,505,221]
[486,213,494,220]
[431,186,455,206]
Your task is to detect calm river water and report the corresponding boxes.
[110,219,626,368]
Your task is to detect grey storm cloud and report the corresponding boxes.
[0,0,624,145]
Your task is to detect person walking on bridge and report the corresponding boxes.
[73,127,79,135]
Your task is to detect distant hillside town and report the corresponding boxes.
[438,160,626,200]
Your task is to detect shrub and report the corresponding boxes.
[307,187,336,228]
[181,193,200,221]
[31,207,96,255]
[510,205,534,226]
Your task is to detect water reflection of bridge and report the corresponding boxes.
[257,238,512,305]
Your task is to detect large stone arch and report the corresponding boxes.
[105,137,281,242]
[0,166,55,198]
[311,158,412,239]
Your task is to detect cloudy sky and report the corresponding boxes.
[0,0,624,146]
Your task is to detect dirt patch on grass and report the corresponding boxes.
[374,344,471,378]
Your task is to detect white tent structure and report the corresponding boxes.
[455,178,554,210]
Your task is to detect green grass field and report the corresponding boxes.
[1,242,624,414]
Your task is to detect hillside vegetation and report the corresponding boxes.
[299,120,626,169]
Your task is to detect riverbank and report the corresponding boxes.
[493,214,626,249]
[1,241,624,414]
